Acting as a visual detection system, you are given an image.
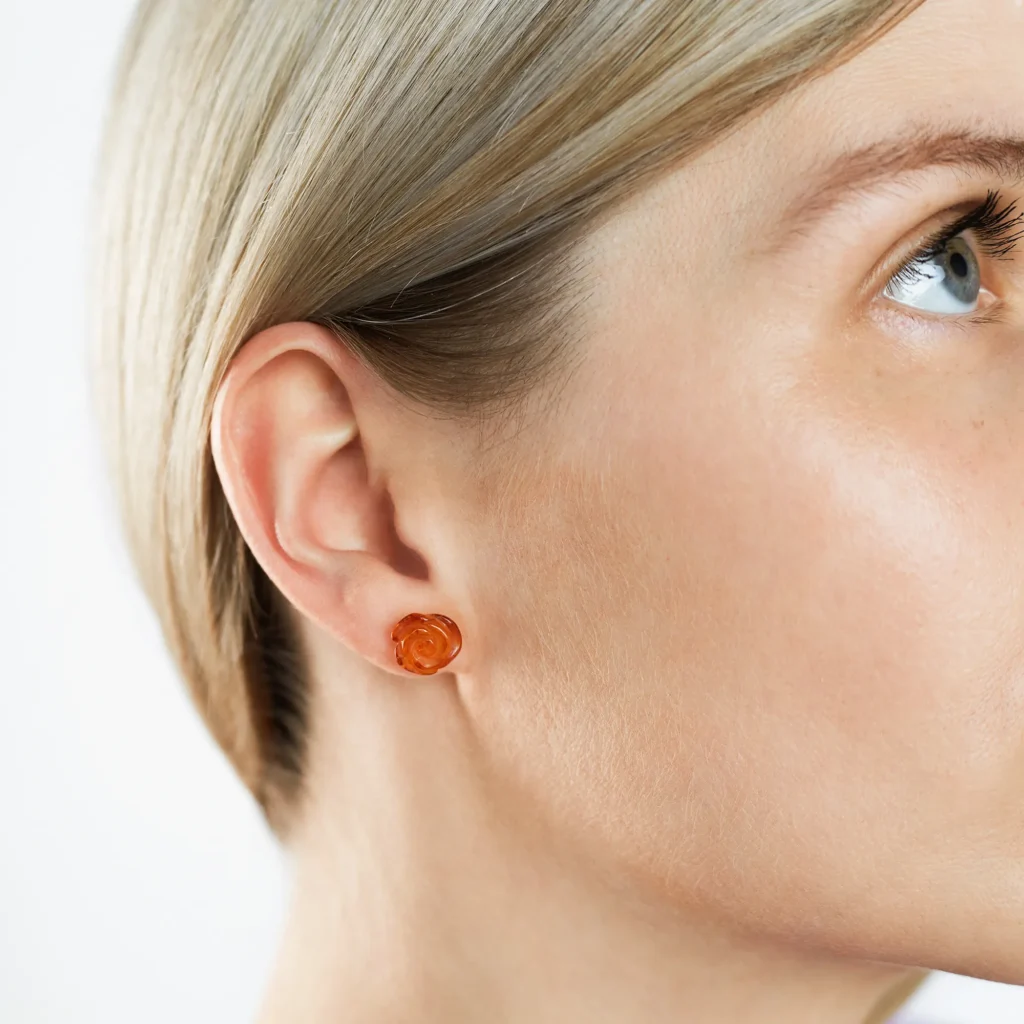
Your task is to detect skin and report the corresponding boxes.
[210,0,1024,1021]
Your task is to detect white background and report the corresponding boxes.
[1,2,1023,1022]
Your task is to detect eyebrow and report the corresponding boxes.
[766,127,1024,255]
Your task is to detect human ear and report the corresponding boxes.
[209,320,468,677]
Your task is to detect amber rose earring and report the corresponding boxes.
[391,612,463,675]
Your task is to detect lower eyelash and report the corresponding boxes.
[962,300,1009,327]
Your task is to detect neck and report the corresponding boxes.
[257,658,927,1024]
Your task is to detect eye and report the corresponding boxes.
[882,233,982,314]
[878,190,1024,320]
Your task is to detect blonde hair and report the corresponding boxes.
[87,0,926,839]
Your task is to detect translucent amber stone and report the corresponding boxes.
[391,612,462,674]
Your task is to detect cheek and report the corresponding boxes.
[639,355,1024,882]
[466,339,1024,963]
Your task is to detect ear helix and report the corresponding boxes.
[390,612,462,675]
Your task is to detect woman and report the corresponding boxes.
[87,0,1024,1020]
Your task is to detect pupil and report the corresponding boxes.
[949,251,969,278]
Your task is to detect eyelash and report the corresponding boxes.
[883,189,1024,326]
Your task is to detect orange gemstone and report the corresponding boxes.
[391,612,462,675]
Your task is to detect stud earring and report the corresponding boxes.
[391,612,462,675]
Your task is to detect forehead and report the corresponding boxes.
[583,0,1024,282]
[760,0,1024,163]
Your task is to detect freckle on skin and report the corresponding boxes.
[972,419,985,429]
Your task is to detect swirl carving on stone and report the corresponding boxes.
[391,612,462,674]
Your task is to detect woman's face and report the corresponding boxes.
[457,0,1024,980]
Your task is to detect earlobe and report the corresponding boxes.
[209,321,468,678]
